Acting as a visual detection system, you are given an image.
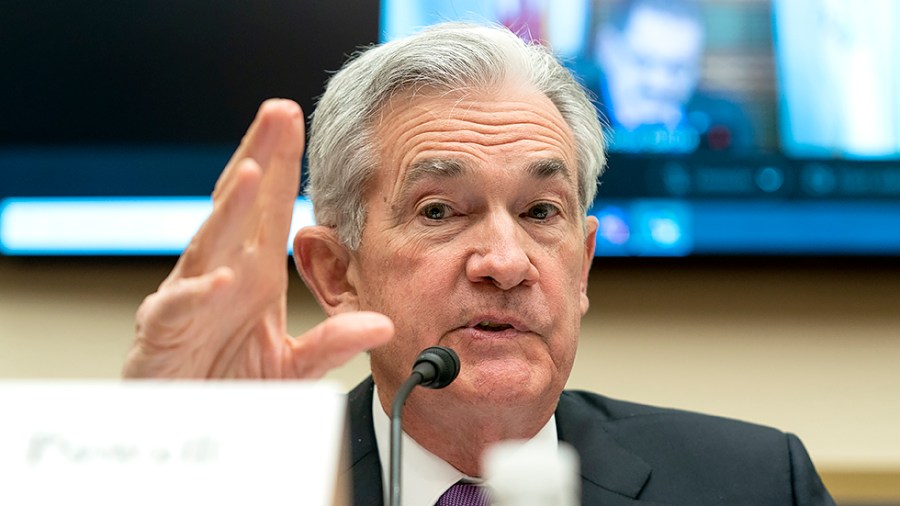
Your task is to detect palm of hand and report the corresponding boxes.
[122,100,392,380]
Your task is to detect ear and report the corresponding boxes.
[292,226,359,316]
[580,216,598,316]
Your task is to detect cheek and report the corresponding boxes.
[357,246,466,353]
[365,264,465,389]
[360,236,466,303]
[539,241,586,295]
[539,318,580,393]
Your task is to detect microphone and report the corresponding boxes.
[409,346,460,389]
[389,346,460,506]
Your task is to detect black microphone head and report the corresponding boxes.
[412,346,460,389]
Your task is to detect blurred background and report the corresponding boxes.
[2,0,898,503]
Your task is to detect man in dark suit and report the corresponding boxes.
[345,377,831,505]
[124,22,833,505]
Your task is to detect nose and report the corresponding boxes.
[642,63,676,97]
[465,213,539,290]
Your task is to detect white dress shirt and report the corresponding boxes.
[371,385,558,506]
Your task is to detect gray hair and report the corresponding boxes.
[305,22,606,250]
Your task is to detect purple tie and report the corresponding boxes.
[435,482,490,506]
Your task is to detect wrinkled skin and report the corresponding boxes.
[295,84,597,474]
[123,100,393,379]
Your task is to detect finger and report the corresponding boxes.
[289,312,395,379]
[175,101,303,277]
[213,99,304,202]
[168,159,262,280]
[247,100,305,257]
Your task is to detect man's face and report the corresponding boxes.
[347,83,597,413]
[600,6,704,129]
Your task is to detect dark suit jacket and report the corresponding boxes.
[343,377,834,505]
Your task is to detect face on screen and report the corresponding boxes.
[598,5,704,130]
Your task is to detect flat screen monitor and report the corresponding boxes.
[2,0,899,256]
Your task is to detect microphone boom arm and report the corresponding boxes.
[388,346,460,506]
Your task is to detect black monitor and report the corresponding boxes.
[2,0,898,256]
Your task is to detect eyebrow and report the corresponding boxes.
[393,156,572,217]
[400,158,469,192]
[400,157,570,191]
[525,158,570,180]
[389,158,467,221]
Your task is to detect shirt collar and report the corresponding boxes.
[371,385,558,506]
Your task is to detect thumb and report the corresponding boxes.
[288,311,394,378]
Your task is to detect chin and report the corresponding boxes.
[454,359,558,407]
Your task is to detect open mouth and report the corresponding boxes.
[474,321,514,332]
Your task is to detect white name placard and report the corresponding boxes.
[0,381,347,506]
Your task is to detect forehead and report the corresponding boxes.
[371,83,578,189]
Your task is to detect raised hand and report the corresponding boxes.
[123,99,392,379]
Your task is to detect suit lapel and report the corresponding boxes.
[345,379,668,506]
[345,377,385,506]
[556,391,669,506]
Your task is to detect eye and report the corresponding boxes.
[419,202,454,221]
[524,202,559,221]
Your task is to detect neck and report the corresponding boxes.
[378,385,557,476]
